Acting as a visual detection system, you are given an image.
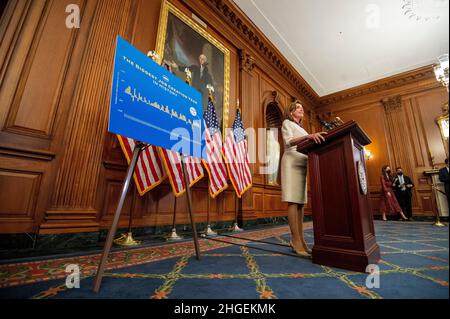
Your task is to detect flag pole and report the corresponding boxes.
[181,155,201,260]
[230,101,244,233]
[93,142,144,292]
[167,196,184,240]
[112,206,141,246]
[231,195,244,232]
[204,88,218,237]
[204,179,218,236]
[114,144,151,247]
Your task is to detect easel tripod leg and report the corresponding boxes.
[93,144,143,293]
[180,155,201,260]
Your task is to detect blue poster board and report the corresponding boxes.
[108,36,205,159]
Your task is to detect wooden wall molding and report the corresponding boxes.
[0,0,47,127]
[0,0,32,86]
[4,1,87,141]
[40,0,136,233]
[315,70,448,217]
[262,91,282,108]
[201,0,319,105]
[238,48,255,73]
[0,145,55,161]
[382,95,402,112]
[1,0,444,234]
[383,96,415,183]
[319,65,436,107]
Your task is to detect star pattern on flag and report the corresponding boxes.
[205,100,220,136]
[232,110,246,143]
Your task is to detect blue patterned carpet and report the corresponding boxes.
[0,221,448,299]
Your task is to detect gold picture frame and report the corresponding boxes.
[155,0,230,133]
[436,102,449,158]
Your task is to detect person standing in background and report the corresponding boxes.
[379,165,408,221]
[439,158,449,201]
[393,167,415,221]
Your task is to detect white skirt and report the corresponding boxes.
[281,151,308,204]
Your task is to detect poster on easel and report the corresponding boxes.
[109,36,206,159]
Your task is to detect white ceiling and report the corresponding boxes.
[233,0,449,96]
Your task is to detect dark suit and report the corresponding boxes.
[177,64,213,111]
[392,174,414,218]
[439,166,449,200]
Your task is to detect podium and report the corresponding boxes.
[297,121,380,272]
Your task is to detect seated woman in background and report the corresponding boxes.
[379,165,408,221]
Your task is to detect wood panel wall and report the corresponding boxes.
[315,67,448,217]
[0,0,317,234]
[0,0,447,234]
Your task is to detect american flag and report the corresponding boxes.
[203,99,228,198]
[117,135,166,196]
[223,109,252,198]
[159,148,204,197]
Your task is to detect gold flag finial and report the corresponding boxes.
[184,68,192,86]
[206,84,215,102]
[147,50,161,64]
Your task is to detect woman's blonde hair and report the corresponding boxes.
[284,100,304,122]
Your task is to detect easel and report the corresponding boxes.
[93,143,201,293]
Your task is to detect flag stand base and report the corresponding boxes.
[230,222,244,232]
[113,232,141,246]
[204,225,218,237]
[167,228,184,241]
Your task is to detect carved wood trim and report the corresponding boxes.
[262,90,282,108]
[383,95,415,184]
[202,0,319,105]
[0,0,47,127]
[5,1,88,140]
[0,145,55,161]
[319,65,436,106]
[382,96,402,112]
[239,48,255,73]
[50,0,134,211]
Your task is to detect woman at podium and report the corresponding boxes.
[281,100,327,256]
[379,165,408,221]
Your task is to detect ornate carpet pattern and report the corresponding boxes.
[0,221,448,299]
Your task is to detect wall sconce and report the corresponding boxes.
[364,149,373,161]
[433,54,449,91]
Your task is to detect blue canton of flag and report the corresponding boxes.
[232,110,246,143]
[205,99,220,136]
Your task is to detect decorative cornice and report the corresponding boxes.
[202,0,319,105]
[319,65,436,106]
[238,49,255,73]
[382,96,402,112]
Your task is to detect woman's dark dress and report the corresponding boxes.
[379,175,402,214]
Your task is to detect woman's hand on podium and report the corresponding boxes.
[307,132,327,144]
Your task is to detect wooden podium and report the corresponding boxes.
[297,121,380,272]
